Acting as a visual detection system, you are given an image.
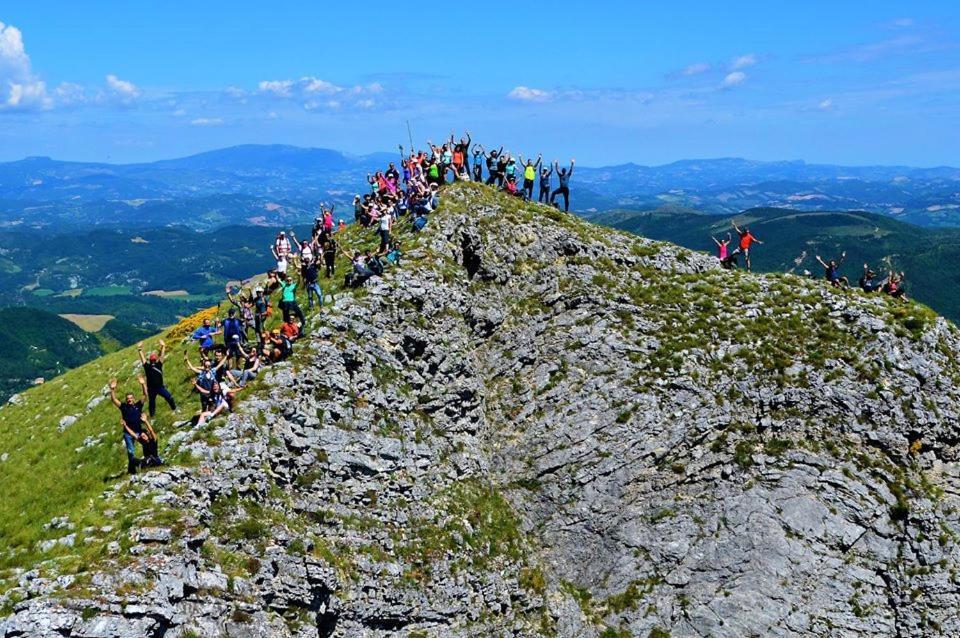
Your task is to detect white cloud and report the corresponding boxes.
[302,77,340,94]
[190,117,223,126]
[105,74,141,101]
[818,98,834,110]
[258,77,385,111]
[0,21,51,110]
[507,86,552,102]
[55,82,86,105]
[258,79,295,97]
[720,71,747,88]
[681,62,711,76]
[730,54,757,70]
[172,108,187,116]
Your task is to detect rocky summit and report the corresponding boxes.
[4,182,960,637]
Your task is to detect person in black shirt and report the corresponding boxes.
[322,238,337,278]
[109,376,161,474]
[137,340,176,417]
[302,258,324,309]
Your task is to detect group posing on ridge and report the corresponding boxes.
[711,220,908,300]
[112,130,573,474]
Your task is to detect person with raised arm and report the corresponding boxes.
[730,219,763,272]
[518,153,542,201]
[109,376,160,474]
[550,158,575,212]
[815,251,849,287]
[138,339,176,417]
[538,162,554,203]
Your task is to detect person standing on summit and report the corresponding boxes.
[550,158,575,212]
[138,340,176,417]
[731,220,763,271]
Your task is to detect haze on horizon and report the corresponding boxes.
[1,1,959,167]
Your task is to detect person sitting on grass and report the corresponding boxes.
[228,344,262,387]
[859,263,885,293]
[195,380,238,427]
[883,270,908,300]
[138,340,176,418]
[109,376,161,474]
[280,317,300,342]
[815,251,849,287]
[266,329,293,362]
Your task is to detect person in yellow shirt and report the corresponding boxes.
[518,153,542,201]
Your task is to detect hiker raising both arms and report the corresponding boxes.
[109,376,161,474]
[730,220,763,271]
[138,340,176,417]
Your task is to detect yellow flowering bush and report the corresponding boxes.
[164,304,222,341]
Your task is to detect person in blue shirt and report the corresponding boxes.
[221,309,245,368]
[190,318,221,354]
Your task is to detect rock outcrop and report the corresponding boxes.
[4,183,960,637]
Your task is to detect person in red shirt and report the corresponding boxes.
[731,220,763,271]
[280,318,300,341]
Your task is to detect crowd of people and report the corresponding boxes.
[111,130,579,473]
[712,220,909,300]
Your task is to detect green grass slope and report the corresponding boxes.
[590,206,960,322]
[0,207,414,605]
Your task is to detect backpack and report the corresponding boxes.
[412,216,427,232]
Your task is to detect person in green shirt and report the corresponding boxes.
[279,274,306,326]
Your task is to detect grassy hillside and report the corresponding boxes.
[590,206,960,322]
[0,208,408,605]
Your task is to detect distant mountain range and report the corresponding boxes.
[1,145,959,228]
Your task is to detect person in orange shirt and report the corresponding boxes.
[731,220,763,271]
[280,318,300,341]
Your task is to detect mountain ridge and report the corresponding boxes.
[2,183,960,637]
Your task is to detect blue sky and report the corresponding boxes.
[1,1,959,166]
